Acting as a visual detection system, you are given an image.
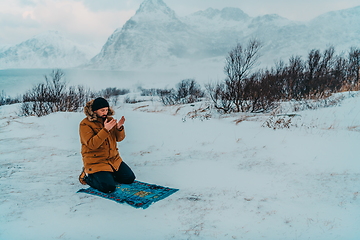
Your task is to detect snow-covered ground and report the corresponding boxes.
[0,92,359,240]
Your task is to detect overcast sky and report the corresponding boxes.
[0,0,359,49]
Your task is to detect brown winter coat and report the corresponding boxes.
[79,100,125,174]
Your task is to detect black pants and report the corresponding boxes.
[86,162,135,193]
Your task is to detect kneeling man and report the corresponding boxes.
[79,97,135,193]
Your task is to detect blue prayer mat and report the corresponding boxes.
[77,180,179,209]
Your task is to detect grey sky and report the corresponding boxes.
[81,0,360,20]
[1,0,359,49]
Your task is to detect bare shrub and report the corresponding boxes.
[262,111,294,130]
[223,39,262,112]
[348,47,360,87]
[176,79,204,104]
[0,90,20,106]
[207,39,277,113]
[21,69,96,117]
[208,44,360,116]
[139,88,161,96]
[0,90,5,106]
[124,96,145,104]
[182,105,212,122]
[205,82,232,113]
[284,55,305,100]
[158,89,177,106]
[99,87,130,98]
[141,79,204,106]
[98,87,129,106]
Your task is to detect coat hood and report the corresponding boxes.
[84,99,115,122]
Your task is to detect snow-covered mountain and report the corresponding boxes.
[0,45,11,52]
[87,0,254,70]
[87,0,360,70]
[87,0,194,70]
[0,31,96,69]
[305,6,360,51]
[2,0,359,70]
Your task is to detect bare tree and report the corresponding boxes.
[224,39,262,81]
[305,49,321,96]
[223,39,262,112]
[0,90,6,106]
[348,47,360,88]
[176,79,203,104]
[45,69,67,112]
[333,55,348,91]
[285,55,304,100]
[205,82,232,113]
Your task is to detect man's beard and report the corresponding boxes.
[96,114,107,119]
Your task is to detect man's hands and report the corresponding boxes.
[104,118,117,131]
[117,116,125,129]
[104,116,125,131]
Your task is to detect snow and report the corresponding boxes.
[1,91,359,239]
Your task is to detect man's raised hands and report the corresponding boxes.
[117,116,125,129]
[104,118,117,131]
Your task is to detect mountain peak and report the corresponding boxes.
[136,0,175,16]
[29,30,65,42]
[190,7,250,22]
[220,7,250,21]
[311,5,360,22]
[192,8,220,19]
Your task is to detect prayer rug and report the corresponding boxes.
[77,180,179,209]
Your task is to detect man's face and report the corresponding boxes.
[94,107,109,119]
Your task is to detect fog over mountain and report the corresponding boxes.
[1,0,360,70]
[0,31,96,69]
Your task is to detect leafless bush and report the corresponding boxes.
[223,39,263,112]
[208,44,360,115]
[98,87,129,106]
[176,79,204,104]
[21,69,96,117]
[182,105,212,122]
[207,39,277,113]
[139,88,162,96]
[348,47,360,88]
[0,90,5,106]
[158,89,177,105]
[99,87,130,98]
[124,96,145,104]
[0,90,20,106]
[205,82,232,113]
[140,79,204,106]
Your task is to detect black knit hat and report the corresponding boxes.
[92,97,109,112]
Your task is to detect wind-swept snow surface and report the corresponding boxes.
[0,92,359,239]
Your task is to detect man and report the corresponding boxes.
[78,97,135,193]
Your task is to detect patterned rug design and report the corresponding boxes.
[77,180,179,209]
